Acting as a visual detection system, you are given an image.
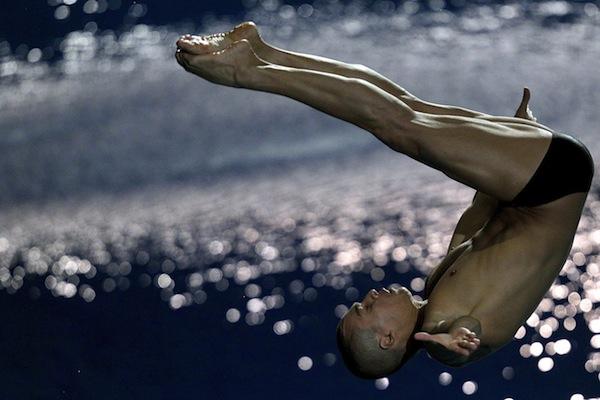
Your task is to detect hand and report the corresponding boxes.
[414,327,481,357]
[514,87,537,121]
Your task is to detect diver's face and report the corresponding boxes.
[342,286,418,338]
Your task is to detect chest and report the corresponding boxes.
[422,216,563,345]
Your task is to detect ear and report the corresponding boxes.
[378,331,395,350]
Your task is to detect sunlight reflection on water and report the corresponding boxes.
[0,149,599,391]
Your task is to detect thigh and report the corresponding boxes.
[394,113,554,202]
[523,191,589,267]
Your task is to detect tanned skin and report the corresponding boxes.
[175,22,589,367]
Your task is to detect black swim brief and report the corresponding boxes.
[499,131,595,207]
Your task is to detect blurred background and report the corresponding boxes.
[1,0,600,398]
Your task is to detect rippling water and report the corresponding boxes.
[1,1,599,399]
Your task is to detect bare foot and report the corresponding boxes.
[176,21,263,56]
[175,39,265,88]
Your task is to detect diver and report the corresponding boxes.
[175,22,594,379]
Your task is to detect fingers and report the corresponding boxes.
[454,346,471,356]
[456,327,473,336]
[456,328,479,341]
[456,334,480,353]
[453,327,480,353]
[523,87,531,102]
[457,338,479,350]
[452,340,476,356]
[514,87,531,119]
[414,332,433,342]
[465,331,478,340]
[517,92,529,109]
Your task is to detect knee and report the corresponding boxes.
[384,115,426,157]
[374,121,421,158]
[350,63,382,81]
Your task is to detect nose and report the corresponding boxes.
[363,289,379,305]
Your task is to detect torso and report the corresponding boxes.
[421,190,589,349]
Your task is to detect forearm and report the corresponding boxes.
[447,207,488,251]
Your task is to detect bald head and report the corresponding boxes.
[335,288,427,378]
[336,320,406,379]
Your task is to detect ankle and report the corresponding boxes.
[235,63,264,88]
[248,39,272,61]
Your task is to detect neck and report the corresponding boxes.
[397,305,427,367]
[406,301,427,350]
[414,302,426,332]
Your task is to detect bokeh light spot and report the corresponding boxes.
[462,381,477,395]
[538,357,554,372]
[375,377,389,390]
[438,372,452,385]
[298,356,313,371]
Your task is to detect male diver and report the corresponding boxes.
[174,22,594,379]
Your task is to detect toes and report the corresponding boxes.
[175,50,186,68]
[177,34,194,46]
[175,50,194,72]
[176,38,204,55]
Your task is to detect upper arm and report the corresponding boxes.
[471,191,499,212]
[446,191,499,253]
